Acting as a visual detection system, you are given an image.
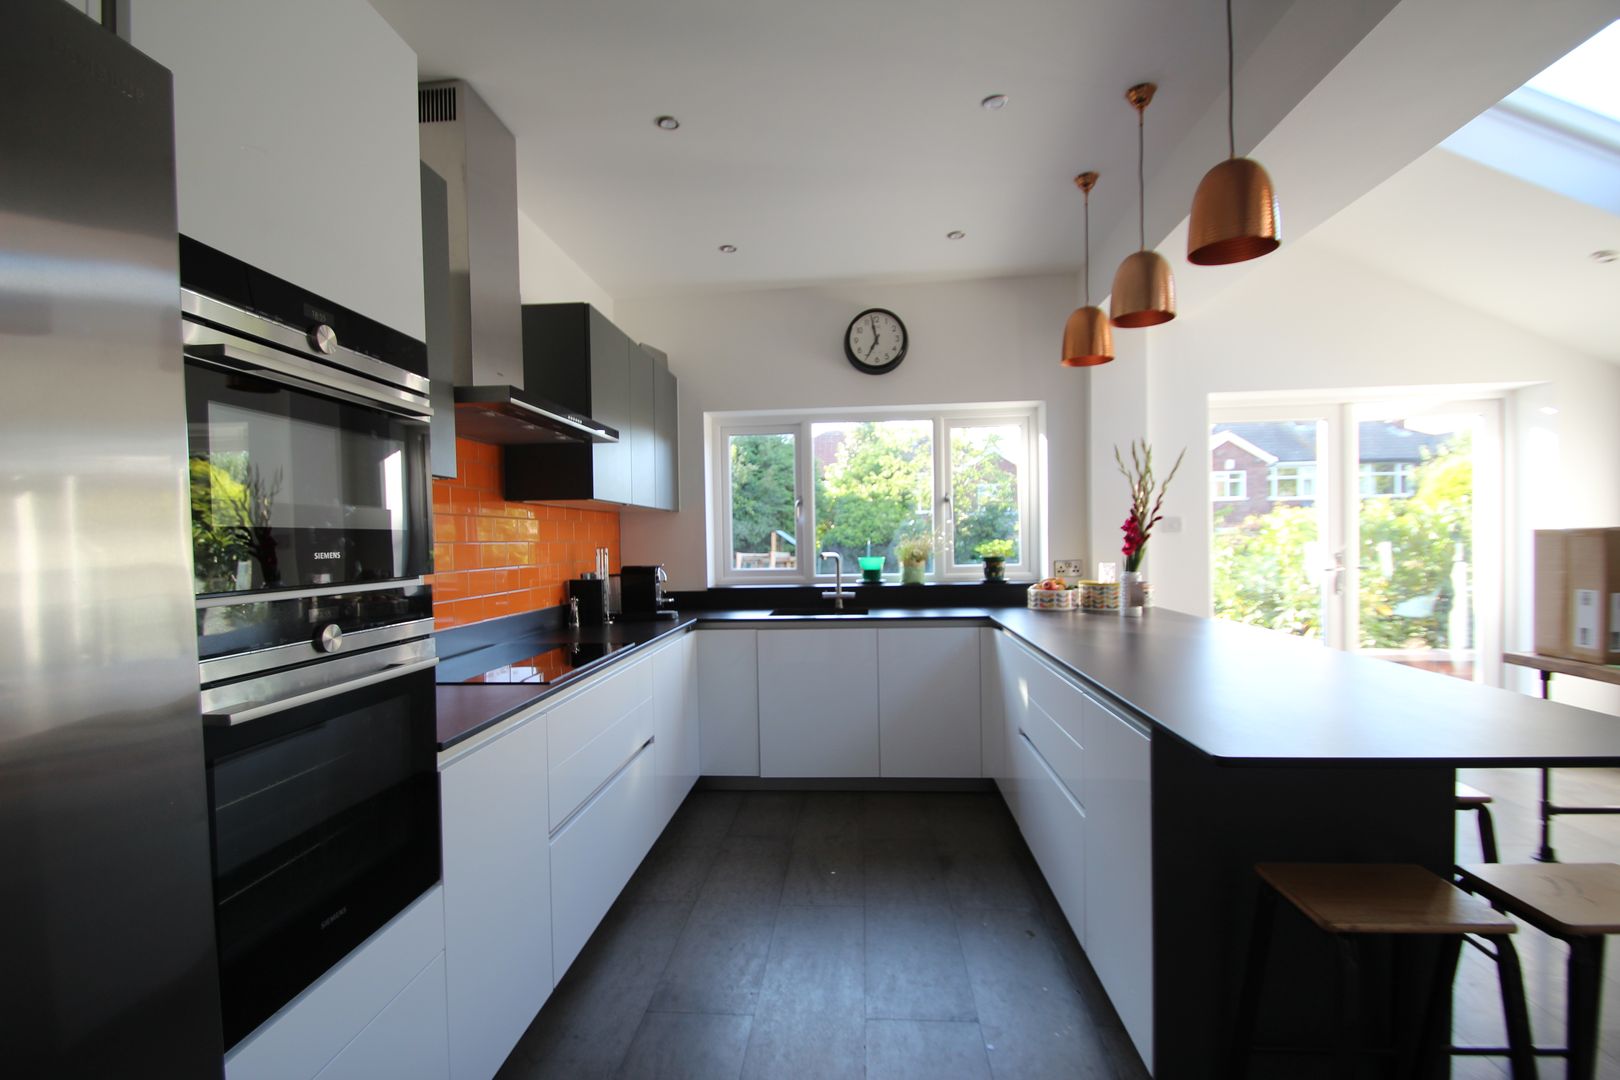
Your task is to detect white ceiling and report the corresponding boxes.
[1310,146,1620,364]
[373,0,1295,298]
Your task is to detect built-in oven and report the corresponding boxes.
[200,639,440,1048]
[181,239,442,1048]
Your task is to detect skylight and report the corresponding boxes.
[1525,19,1620,123]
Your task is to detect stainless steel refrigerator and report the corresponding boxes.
[1,1,224,1075]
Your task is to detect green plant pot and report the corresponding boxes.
[901,561,926,585]
[857,556,885,584]
[982,556,1006,582]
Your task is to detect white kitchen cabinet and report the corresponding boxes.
[980,628,1006,783]
[697,629,760,775]
[653,631,700,821]
[550,740,659,980]
[313,953,448,1080]
[225,887,444,1080]
[877,627,981,777]
[1014,731,1087,946]
[547,652,655,829]
[758,628,880,777]
[130,1,425,338]
[1082,694,1154,1070]
[440,710,552,1080]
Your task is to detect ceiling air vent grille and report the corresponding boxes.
[419,86,457,124]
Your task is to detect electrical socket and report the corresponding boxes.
[1052,559,1085,578]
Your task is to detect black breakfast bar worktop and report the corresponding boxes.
[438,604,1620,766]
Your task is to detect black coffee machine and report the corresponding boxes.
[621,564,676,618]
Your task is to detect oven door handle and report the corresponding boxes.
[203,657,439,727]
[184,337,432,421]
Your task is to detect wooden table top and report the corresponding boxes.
[1504,652,1620,687]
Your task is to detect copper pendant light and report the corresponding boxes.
[1063,171,1114,367]
[1110,83,1176,328]
[1187,0,1281,265]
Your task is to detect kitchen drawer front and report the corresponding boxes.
[549,739,658,980]
[1021,696,1084,808]
[1014,732,1086,946]
[313,952,448,1080]
[1013,638,1088,750]
[225,886,444,1080]
[548,659,656,830]
[546,652,653,769]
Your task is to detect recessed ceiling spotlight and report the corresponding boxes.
[718,244,737,253]
[654,115,680,131]
[980,94,1008,110]
[1591,249,1618,263]
[946,230,966,240]
[1540,406,1561,415]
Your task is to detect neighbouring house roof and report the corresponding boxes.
[1211,420,1447,465]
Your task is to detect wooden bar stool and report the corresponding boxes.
[1455,782,1500,863]
[1227,863,1537,1079]
[1456,863,1620,1080]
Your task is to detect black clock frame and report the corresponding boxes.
[843,308,908,375]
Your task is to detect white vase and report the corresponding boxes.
[1120,570,1149,616]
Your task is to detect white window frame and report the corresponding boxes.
[1268,462,1317,501]
[1359,461,1417,498]
[710,403,1042,586]
[1211,470,1247,501]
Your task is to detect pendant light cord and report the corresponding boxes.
[1083,190,1092,305]
[1137,109,1146,251]
[1226,0,1236,159]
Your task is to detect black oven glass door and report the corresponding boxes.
[185,358,431,597]
[204,662,440,1047]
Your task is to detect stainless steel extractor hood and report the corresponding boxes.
[419,80,616,445]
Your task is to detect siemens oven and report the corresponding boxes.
[181,239,442,1048]
[200,642,440,1047]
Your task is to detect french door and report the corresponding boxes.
[1209,397,1502,685]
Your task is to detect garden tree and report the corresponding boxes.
[951,429,1019,562]
[1213,434,1473,649]
[814,422,932,565]
[728,434,797,559]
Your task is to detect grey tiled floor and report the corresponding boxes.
[495,790,1148,1080]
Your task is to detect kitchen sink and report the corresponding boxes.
[767,606,871,616]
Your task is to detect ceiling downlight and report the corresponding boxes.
[654,115,680,130]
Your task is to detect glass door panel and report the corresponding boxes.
[1354,410,1482,682]
[1210,418,1332,641]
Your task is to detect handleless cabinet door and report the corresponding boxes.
[1082,699,1153,1070]
[441,715,552,1080]
[588,309,632,504]
[697,630,760,776]
[877,628,981,777]
[628,344,656,508]
[653,633,699,822]
[653,360,678,510]
[758,628,879,777]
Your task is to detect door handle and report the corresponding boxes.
[203,657,439,727]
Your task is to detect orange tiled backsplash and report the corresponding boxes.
[430,438,620,629]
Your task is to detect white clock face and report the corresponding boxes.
[847,309,906,369]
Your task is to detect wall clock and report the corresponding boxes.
[843,308,908,375]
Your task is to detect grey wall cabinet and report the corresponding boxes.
[505,303,676,510]
[652,352,679,511]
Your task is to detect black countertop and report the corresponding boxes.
[435,605,1620,766]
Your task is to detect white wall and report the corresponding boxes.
[518,209,615,319]
[132,0,425,338]
[615,274,1087,590]
[1090,239,1620,708]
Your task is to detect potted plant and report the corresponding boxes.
[975,538,1016,582]
[896,535,932,585]
[1115,438,1185,613]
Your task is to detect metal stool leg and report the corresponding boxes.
[1336,935,1363,1080]
[1535,768,1557,863]
[1474,804,1500,864]
[1226,885,1278,1080]
[1405,935,1462,1080]
[1567,936,1607,1080]
[1493,935,1539,1080]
